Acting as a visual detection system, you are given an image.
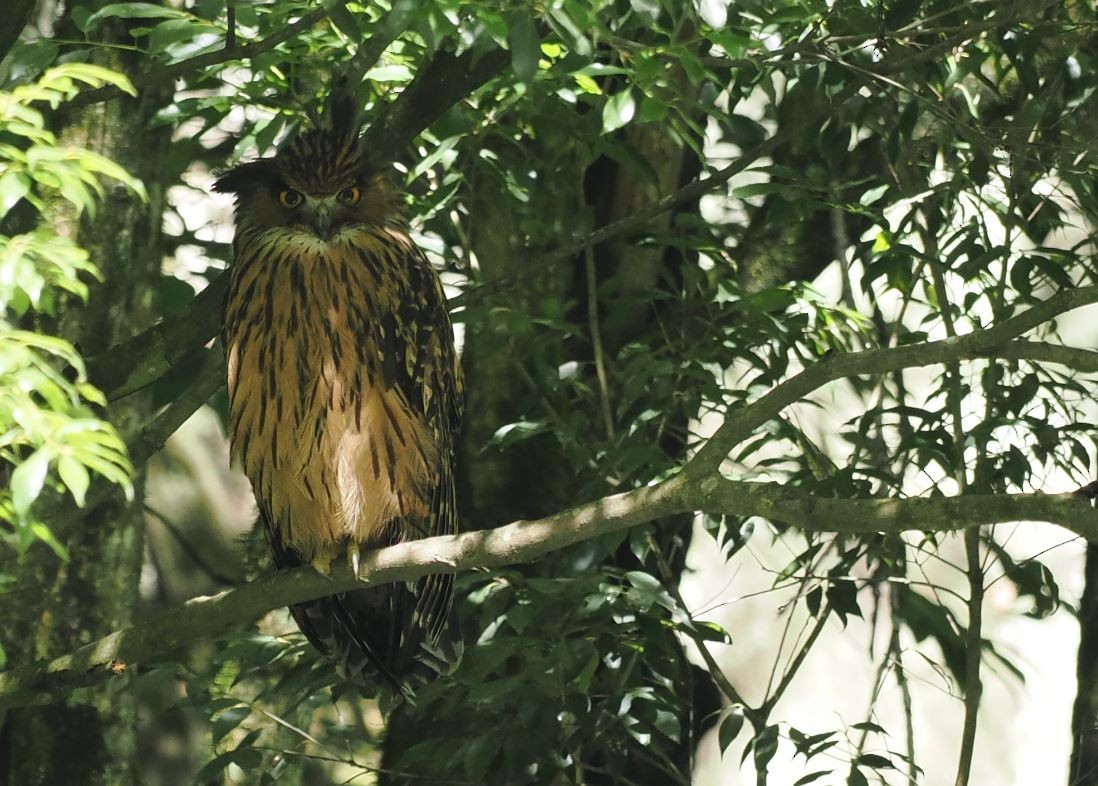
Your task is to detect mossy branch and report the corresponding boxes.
[3,470,1096,708]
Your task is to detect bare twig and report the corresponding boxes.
[647,534,763,728]
[954,529,984,786]
[922,215,982,786]
[759,602,831,715]
[891,590,919,786]
[144,503,241,586]
[586,245,615,440]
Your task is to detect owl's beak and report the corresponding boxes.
[312,204,333,240]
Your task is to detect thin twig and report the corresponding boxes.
[923,215,983,786]
[586,245,615,440]
[760,602,831,715]
[144,503,241,586]
[891,589,919,786]
[955,529,984,786]
[253,747,474,784]
[646,534,763,727]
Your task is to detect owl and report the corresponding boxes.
[213,97,464,693]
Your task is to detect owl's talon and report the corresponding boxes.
[348,543,362,579]
[310,554,334,578]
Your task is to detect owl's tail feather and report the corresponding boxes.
[261,509,461,700]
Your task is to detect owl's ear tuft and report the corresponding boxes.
[212,160,281,194]
[324,81,362,138]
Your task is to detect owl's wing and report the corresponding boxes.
[364,238,465,681]
[376,242,464,449]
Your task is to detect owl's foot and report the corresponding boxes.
[310,554,334,577]
[348,542,362,579]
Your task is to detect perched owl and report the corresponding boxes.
[213,98,464,693]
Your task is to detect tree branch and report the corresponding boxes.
[90,277,227,401]
[691,288,1098,473]
[3,470,1096,708]
[692,478,1098,541]
[69,5,334,109]
[358,45,510,166]
[0,0,35,67]
[0,475,691,708]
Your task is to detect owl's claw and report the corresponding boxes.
[348,543,362,579]
[310,554,334,578]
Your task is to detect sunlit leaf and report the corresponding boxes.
[11,447,50,515]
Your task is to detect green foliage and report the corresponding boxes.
[0,65,140,559]
[5,0,1098,783]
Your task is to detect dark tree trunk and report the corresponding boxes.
[0,5,173,784]
[1071,544,1098,786]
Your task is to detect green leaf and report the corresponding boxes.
[81,3,188,31]
[211,658,241,698]
[602,89,636,133]
[718,705,746,752]
[477,10,508,46]
[827,580,862,626]
[851,721,887,734]
[859,184,889,207]
[507,11,540,84]
[463,734,500,781]
[30,522,69,560]
[11,448,50,516]
[211,705,249,744]
[847,766,869,786]
[0,171,31,214]
[489,420,550,449]
[733,182,798,199]
[328,2,361,39]
[546,6,592,56]
[1,39,59,80]
[57,455,89,507]
[630,0,661,20]
[856,753,894,769]
[753,724,780,772]
[727,115,767,148]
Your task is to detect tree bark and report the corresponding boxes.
[1071,544,1098,786]
[0,0,35,65]
[0,4,173,783]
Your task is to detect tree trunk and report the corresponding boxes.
[0,6,172,783]
[1070,544,1098,786]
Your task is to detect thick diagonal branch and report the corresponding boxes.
[691,287,1098,473]
[2,471,1096,709]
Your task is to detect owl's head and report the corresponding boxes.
[213,97,396,240]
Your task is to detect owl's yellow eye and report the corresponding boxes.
[279,189,303,208]
[337,186,361,205]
